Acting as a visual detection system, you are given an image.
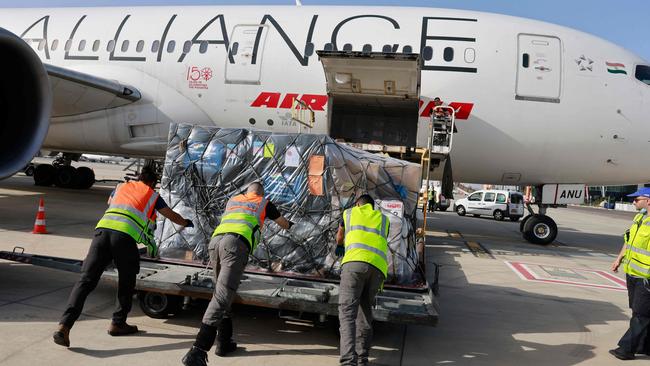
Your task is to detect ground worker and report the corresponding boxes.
[610,187,650,360]
[182,182,293,366]
[335,194,389,366]
[428,186,436,213]
[52,168,193,347]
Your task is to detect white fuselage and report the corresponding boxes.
[1,6,648,185]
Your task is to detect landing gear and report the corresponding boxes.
[32,153,95,189]
[520,204,558,245]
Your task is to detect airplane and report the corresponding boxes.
[0,5,648,245]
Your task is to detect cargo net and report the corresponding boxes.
[156,123,424,286]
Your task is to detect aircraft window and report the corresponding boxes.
[136,40,145,53]
[92,40,100,52]
[106,40,115,52]
[249,118,256,125]
[343,43,353,51]
[199,41,208,54]
[167,40,176,53]
[362,44,372,53]
[423,46,433,61]
[78,40,86,52]
[267,119,274,126]
[522,53,530,68]
[51,39,58,51]
[483,192,496,202]
[382,45,392,53]
[403,45,412,53]
[183,40,192,54]
[151,40,160,53]
[464,48,476,63]
[121,40,129,52]
[443,47,454,62]
[64,39,72,52]
[496,193,507,203]
[468,192,483,201]
[304,42,314,56]
[636,65,650,86]
[37,39,46,51]
[323,43,333,51]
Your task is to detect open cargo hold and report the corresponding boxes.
[156,123,424,287]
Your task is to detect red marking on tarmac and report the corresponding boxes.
[506,261,627,291]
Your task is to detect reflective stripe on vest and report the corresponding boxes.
[623,213,650,279]
[342,204,389,278]
[212,193,268,250]
[96,181,158,255]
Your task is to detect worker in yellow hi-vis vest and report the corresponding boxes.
[335,194,389,366]
[183,182,293,366]
[53,168,192,348]
[610,187,650,360]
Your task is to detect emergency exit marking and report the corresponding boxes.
[505,261,626,291]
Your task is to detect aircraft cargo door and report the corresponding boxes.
[225,25,268,85]
[516,34,562,103]
[317,51,421,147]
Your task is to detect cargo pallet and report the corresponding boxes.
[0,247,439,326]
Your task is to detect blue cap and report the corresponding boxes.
[627,187,650,198]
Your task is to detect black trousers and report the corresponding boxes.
[59,229,140,328]
[618,275,650,354]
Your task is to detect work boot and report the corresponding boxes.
[182,346,208,366]
[215,340,237,356]
[52,324,70,347]
[107,322,139,336]
[609,348,635,360]
[216,317,237,356]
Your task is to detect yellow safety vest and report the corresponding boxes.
[623,213,650,279]
[342,204,390,278]
[96,181,159,256]
[212,193,268,250]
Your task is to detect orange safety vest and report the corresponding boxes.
[212,192,268,250]
[96,181,159,255]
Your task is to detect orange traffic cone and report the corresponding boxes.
[32,198,48,234]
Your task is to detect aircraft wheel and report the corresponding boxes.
[76,167,95,189]
[522,214,557,245]
[34,164,56,186]
[54,166,79,189]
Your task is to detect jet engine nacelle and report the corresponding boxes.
[0,27,51,179]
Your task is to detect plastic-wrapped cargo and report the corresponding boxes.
[156,123,424,285]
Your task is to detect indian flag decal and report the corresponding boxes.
[606,62,627,75]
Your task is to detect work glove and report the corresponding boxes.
[146,243,159,258]
[335,245,345,257]
[185,219,194,228]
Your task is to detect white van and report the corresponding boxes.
[454,190,525,221]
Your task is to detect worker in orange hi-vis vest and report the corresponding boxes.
[53,168,193,348]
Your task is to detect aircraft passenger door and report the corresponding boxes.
[516,34,562,103]
[225,24,268,85]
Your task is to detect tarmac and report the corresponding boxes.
[0,166,647,365]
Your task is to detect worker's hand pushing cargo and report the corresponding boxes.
[335,194,389,366]
[182,182,293,366]
[52,168,193,348]
[609,187,650,360]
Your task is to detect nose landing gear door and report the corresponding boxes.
[317,51,421,148]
